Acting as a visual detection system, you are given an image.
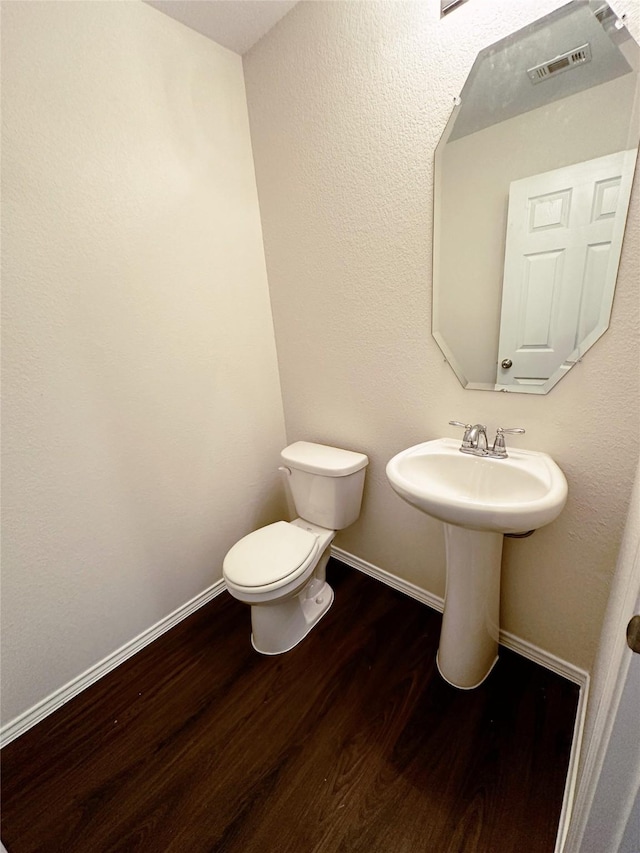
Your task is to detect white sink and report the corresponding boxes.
[386,437,568,689]
[386,438,567,534]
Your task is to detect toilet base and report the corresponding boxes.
[251,578,334,655]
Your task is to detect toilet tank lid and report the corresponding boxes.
[281,441,369,477]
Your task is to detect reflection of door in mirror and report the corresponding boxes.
[496,149,637,389]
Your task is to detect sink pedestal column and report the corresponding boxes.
[437,524,503,689]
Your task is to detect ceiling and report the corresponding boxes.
[145,0,299,55]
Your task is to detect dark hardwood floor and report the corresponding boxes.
[1,561,579,853]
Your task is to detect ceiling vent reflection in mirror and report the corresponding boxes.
[432,0,639,394]
[527,43,593,84]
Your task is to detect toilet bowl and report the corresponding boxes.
[224,519,335,654]
[223,442,368,655]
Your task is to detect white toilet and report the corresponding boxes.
[223,441,368,655]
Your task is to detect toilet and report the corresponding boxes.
[223,441,368,655]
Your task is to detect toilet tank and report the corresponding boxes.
[280,442,369,530]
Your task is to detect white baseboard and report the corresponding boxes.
[331,546,590,853]
[331,546,447,613]
[331,546,588,686]
[0,579,227,748]
[555,676,590,853]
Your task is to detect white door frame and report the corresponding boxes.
[562,462,640,852]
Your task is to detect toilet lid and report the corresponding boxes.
[223,521,319,589]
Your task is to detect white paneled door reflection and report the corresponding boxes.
[497,149,637,388]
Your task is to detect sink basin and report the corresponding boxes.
[386,437,568,689]
[387,438,567,690]
[386,438,567,534]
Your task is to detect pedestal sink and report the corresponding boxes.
[386,438,567,689]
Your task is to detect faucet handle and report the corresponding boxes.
[449,420,473,448]
[492,426,525,457]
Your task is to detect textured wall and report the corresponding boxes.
[1,1,286,726]
[244,0,640,671]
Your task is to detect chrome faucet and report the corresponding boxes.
[449,421,525,458]
[463,423,488,455]
[449,421,488,456]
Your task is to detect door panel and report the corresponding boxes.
[497,150,636,388]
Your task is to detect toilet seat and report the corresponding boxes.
[223,521,320,594]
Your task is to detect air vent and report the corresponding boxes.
[527,43,592,84]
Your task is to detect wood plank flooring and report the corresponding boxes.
[1,561,579,853]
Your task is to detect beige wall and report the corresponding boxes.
[244,0,640,672]
[1,1,286,726]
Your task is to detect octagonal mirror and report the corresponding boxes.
[433,0,640,393]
